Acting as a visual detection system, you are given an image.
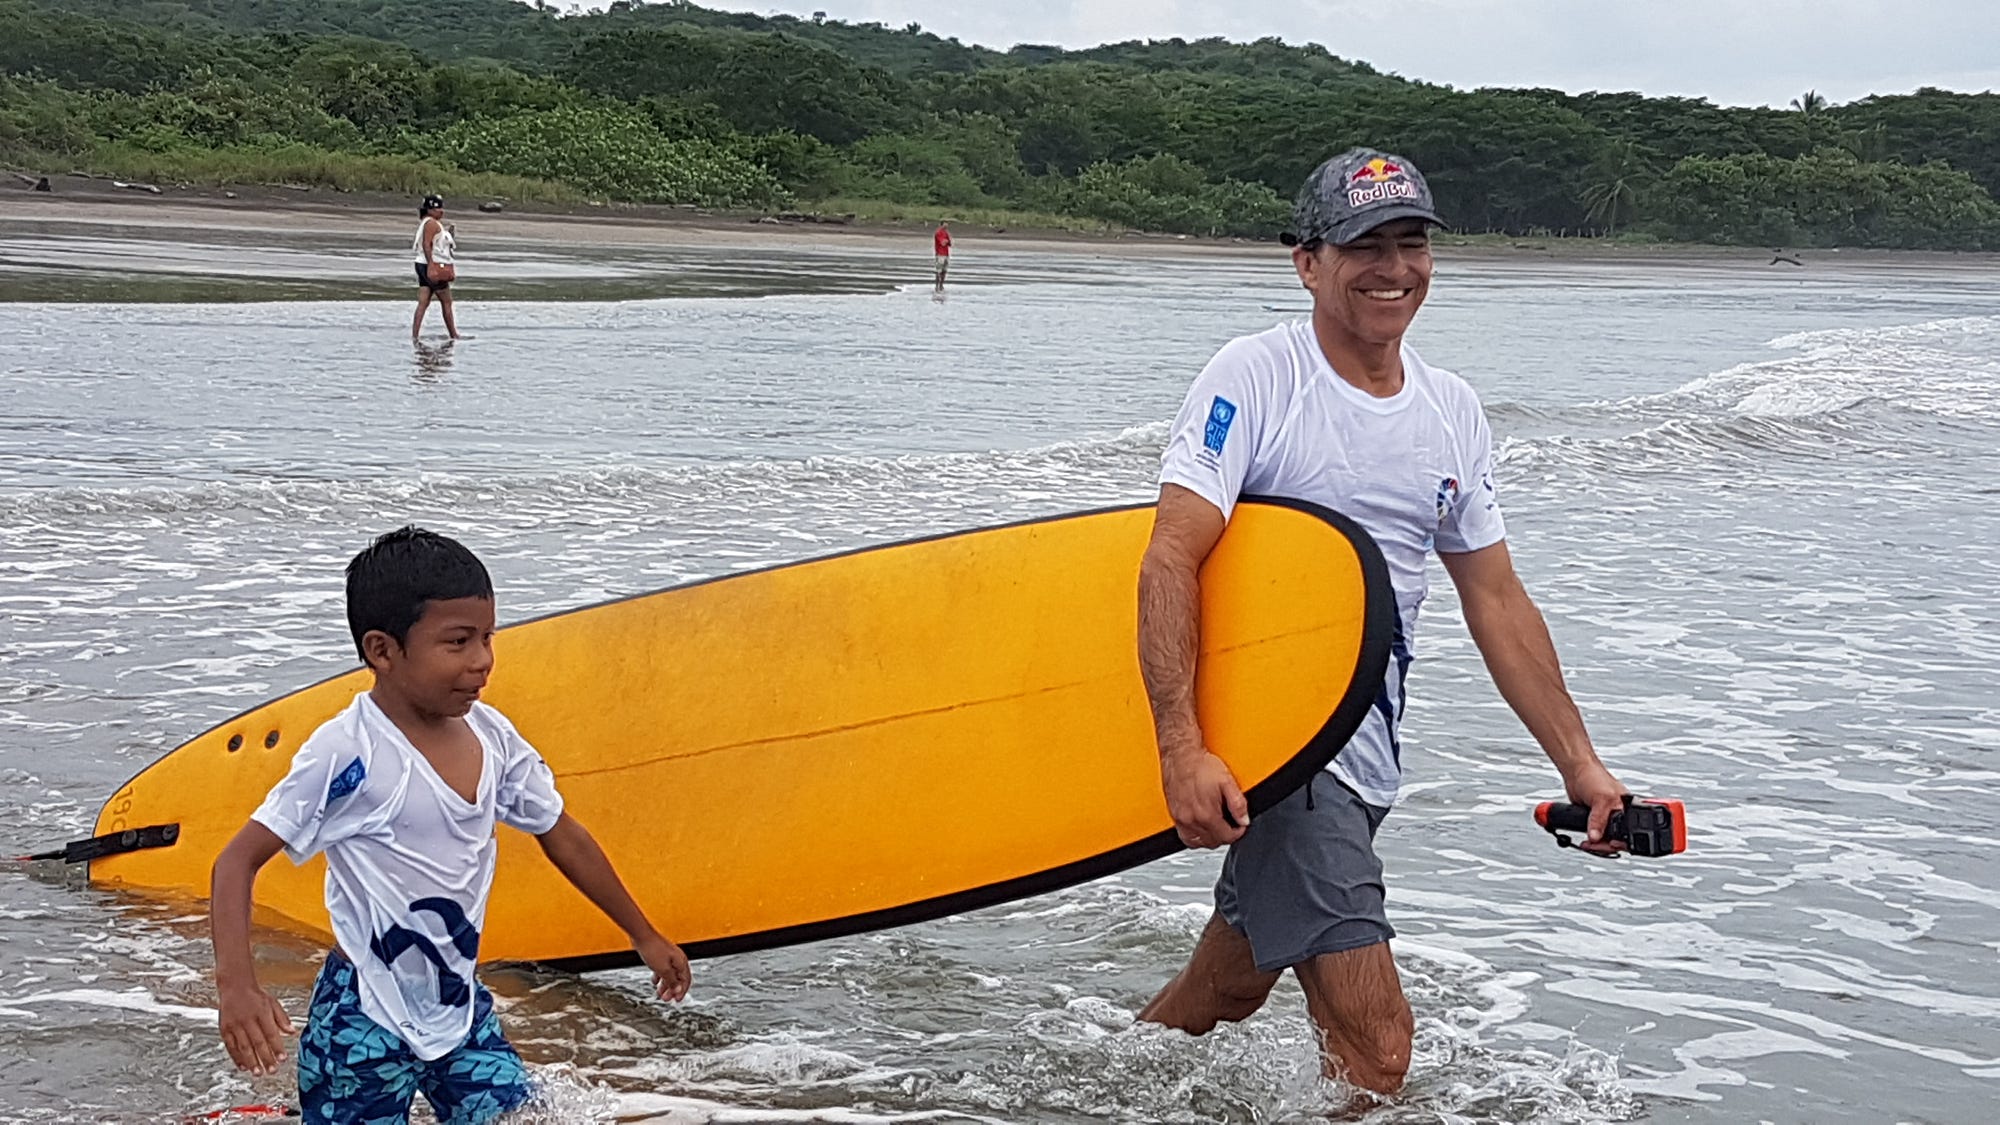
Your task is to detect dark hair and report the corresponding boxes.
[345,526,492,662]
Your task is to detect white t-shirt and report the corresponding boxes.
[253,693,564,1060]
[1159,319,1506,807]
[411,219,454,265]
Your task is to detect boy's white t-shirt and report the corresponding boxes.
[1159,320,1507,807]
[252,693,564,1060]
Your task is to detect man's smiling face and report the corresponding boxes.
[1293,218,1435,347]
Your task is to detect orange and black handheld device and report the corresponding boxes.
[1534,795,1686,857]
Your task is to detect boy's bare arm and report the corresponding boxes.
[210,822,295,1074]
[536,812,690,1001]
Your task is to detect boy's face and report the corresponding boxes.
[363,596,496,719]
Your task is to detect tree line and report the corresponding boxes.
[4,0,1999,248]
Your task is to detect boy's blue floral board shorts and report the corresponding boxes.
[298,948,532,1125]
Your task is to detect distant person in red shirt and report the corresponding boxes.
[933,220,952,288]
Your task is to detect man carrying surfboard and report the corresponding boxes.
[207,528,690,1122]
[1135,148,1632,1094]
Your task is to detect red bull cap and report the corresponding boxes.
[1281,148,1445,248]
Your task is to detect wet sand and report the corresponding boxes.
[0,186,1261,259]
[10,180,1993,271]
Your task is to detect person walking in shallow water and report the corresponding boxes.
[1136,149,1633,1096]
[412,194,462,341]
[933,220,952,289]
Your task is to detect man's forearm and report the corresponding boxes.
[1138,550,1205,763]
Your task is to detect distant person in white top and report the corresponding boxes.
[1135,148,1632,1096]
[209,527,689,1123]
[412,194,463,342]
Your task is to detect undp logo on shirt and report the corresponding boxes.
[1203,397,1237,457]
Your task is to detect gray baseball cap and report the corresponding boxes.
[1279,148,1446,248]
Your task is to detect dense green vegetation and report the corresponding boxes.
[4,0,1999,247]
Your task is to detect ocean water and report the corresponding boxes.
[2,220,1997,1123]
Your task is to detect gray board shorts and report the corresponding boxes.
[1216,770,1393,973]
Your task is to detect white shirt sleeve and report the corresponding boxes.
[1158,337,1276,521]
[250,727,368,865]
[492,720,565,835]
[1435,389,1507,554]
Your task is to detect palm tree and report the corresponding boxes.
[1580,179,1633,236]
[1842,122,1889,163]
[1580,141,1655,237]
[1789,89,1833,151]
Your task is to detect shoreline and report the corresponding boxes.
[1,178,1241,257]
[5,179,1996,271]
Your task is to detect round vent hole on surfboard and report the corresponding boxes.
[263,730,280,749]
[226,734,242,753]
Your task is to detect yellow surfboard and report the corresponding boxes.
[86,498,1391,970]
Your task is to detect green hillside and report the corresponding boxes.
[5,0,1998,247]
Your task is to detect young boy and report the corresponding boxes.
[210,527,690,1123]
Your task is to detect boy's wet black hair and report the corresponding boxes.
[345,526,493,663]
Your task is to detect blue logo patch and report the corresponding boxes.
[328,757,365,803]
[1203,397,1237,455]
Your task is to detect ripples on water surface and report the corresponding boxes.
[2,221,1998,1123]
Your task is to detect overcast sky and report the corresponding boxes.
[686,0,2000,108]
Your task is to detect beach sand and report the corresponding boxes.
[0,180,1253,258]
[13,176,1986,268]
